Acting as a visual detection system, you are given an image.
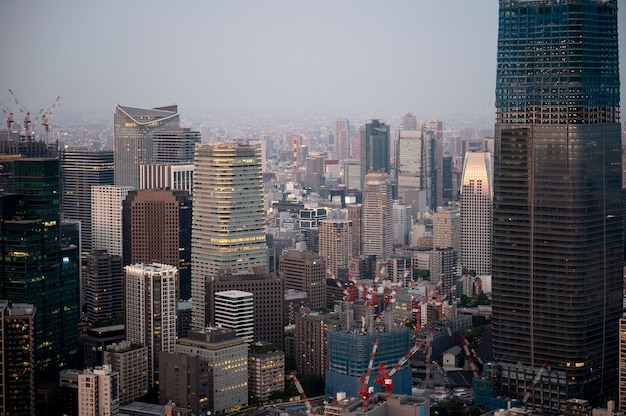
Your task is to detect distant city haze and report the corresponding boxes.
[2,1,624,118]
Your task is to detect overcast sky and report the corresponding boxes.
[1,1,625,119]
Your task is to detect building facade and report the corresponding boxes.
[280,249,327,309]
[113,105,180,188]
[61,149,114,255]
[77,365,120,416]
[492,0,622,409]
[248,342,285,402]
[459,151,492,276]
[124,263,177,386]
[103,341,149,406]
[91,185,134,257]
[359,120,390,190]
[214,290,254,343]
[362,172,393,261]
[319,221,352,282]
[191,142,267,329]
[84,250,124,325]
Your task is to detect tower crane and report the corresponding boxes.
[0,102,14,130]
[325,265,356,302]
[460,334,479,378]
[290,372,314,416]
[424,328,434,387]
[358,338,379,409]
[374,338,427,396]
[522,358,550,406]
[38,95,61,145]
[8,89,33,140]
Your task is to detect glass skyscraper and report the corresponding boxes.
[359,120,390,190]
[492,0,621,409]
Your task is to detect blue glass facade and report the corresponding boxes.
[492,0,621,410]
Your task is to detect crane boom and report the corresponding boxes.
[358,338,380,409]
[291,372,314,416]
[522,359,550,405]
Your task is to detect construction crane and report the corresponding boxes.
[8,89,34,140]
[375,338,427,396]
[38,95,61,144]
[460,334,479,378]
[522,358,550,406]
[424,329,435,387]
[290,372,314,416]
[325,265,356,302]
[0,102,14,130]
[358,338,379,409]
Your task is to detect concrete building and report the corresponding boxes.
[319,220,352,282]
[83,324,125,369]
[191,142,267,329]
[113,105,180,189]
[248,342,285,402]
[280,249,327,309]
[124,263,177,386]
[104,341,149,406]
[432,205,460,265]
[362,172,393,261]
[78,365,120,416]
[335,119,350,160]
[122,189,192,300]
[60,149,114,255]
[158,352,208,416]
[347,204,362,258]
[392,202,411,247]
[304,154,326,193]
[0,302,36,416]
[295,310,341,378]
[459,151,492,276]
[206,273,284,350]
[139,164,194,194]
[91,185,134,257]
[214,290,254,343]
[175,328,248,414]
[84,250,124,325]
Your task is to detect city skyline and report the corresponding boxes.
[1,1,625,119]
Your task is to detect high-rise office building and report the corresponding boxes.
[113,105,180,188]
[347,204,362,258]
[422,120,444,208]
[392,202,411,247]
[139,163,194,193]
[0,302,36,416]
[103,341,149,405]
[359,120,390,190]
[214,290,254,343]
[319,220,352,281]
[122,189,192,299]
[91,185,133,257]
[61,150,114,255]
[362,172,393,261]
[77,365,120,416]
[191,142,267,329]
[84,250,124,325]
[304,154,325,193]
[492,0,621,409]
[0,159,79,384]
[294,310,340,378]
[400,112,418,131]
[124,263,177,386]
[396,130,422,202]
[432,206,460,266]
[335,119,350,160]
[83,325,125,369]
[279,249,327,309]
[158,351,208,415]
[460,152,492,276]
[149,128,201,164]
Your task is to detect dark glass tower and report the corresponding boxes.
[359,119,390,190]
[492,0,621,410]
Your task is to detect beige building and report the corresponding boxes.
[280,250,326,309]
[248,342,285,402]
[319,220,352,281]
[104,341,149,405]
[362,172,393,261]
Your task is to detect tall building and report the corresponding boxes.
[0,159,80,384]
[432,206,460,266]
[91,185,133,257]
[149,128,201,164]
[113,105,180,188]
[335,119,350,160]
[391,202,411,247]
[400,112,418,131]
[77,365,120,416]
[158,351,208,416]
[61,150,114,255]
[83,325,125,369]
[0,302,36,416]
[359,120,390,190]
[175,328,248,414]
[362,172,393,261]
[294,310,340,378]
[280,249,327,309]
[139,163,194,193]
[459,152,492,276]
[396,130,422,202]
[214,290,254,343]
[248,342,285,402]
[124,263,177,386]
[347,204,362,258]
[122,189,192,299]
[422,120,444,208]
[206,274,285,349]
[620,317,626,411]
[319,220,352,281]
[191,142,267,329]
[304,154,325,193]
[492,0,622,409]
[84,250,124,324]
[103,341,149,405]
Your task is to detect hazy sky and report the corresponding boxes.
[1,1,625,118]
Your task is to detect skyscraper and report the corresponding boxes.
[318,220,352,281]
[124,263,177,386]
[78,365,120,416]
[460,152,492,276]
[0,159,79,384]
[362,172,393,261]
[359,120,390,190]
[191,142,267,329]
[214,290,254,343]
[335,119,350,160]
[280,249,327,309]
[492,0,621,408]
[84,250,124,324]
[61,149,114,255]
[113,105,180,188]
[91,185,133,257]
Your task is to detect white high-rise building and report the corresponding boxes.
[191,142,267,329]
[396,130,422,201]
[214,290,254,343]
[91,185,133,256]
[392,202,412,247]
[362,172,393,261]
[139,163,194,193]
[124,263,177,386]
[432,206,461,261]
[460,152,492,276]
[78,365,120,416]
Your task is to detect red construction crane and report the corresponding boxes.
[325,265,356,302]
[375,338,427,396]
[290,372,314,416]
[38,95,60,144]
[522,358,550,406]
[0,102,14,130]
[425,329,434,387]
[358,338,379,409]
[460,334,479,378]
